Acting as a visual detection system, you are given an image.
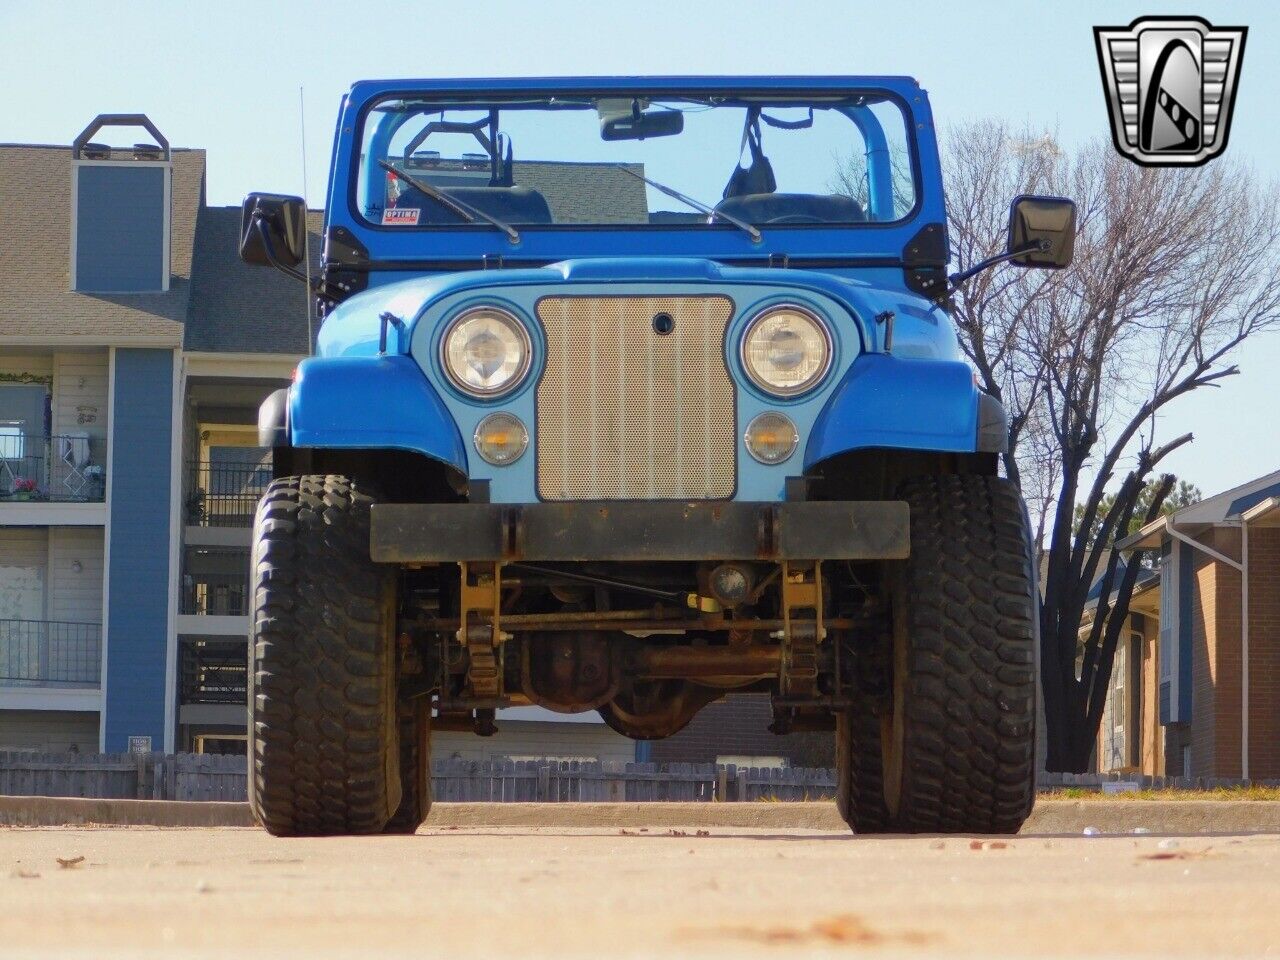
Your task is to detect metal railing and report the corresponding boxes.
[0,434,106,503]
[180,547,251,616]
[0,619,102,685]
[185,459,271,527]
[180,639,247,704]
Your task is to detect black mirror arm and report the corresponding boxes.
[250,211,312,287]
[947,239,1051,290]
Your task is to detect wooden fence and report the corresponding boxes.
[0,752,835,803]
[0,751,247,801]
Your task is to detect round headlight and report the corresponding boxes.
[441,306,531,397]
[473,413,528,466]
[744,412,799,465]
[740,304,832,397]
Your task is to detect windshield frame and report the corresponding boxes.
[345,84,925,236]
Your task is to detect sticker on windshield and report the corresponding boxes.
[382,207,420,226]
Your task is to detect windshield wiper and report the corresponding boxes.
[617,165,761,243]
[377,159,520,244]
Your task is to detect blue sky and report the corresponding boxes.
[1,0,1276,497]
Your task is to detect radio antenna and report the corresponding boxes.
[298,85,314,353]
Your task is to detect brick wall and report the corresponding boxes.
[1188,535,1221,777]
[1210,526,1244,778]
[1181,524,1280,779]
[1247,526,1280,778]
[1138,616,1163,775]
[648,693,834,767]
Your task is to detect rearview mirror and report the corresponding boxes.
[1006,195,1076,269]
[240,193,306,268]
[599,104,684,142]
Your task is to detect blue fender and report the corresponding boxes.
[289,355,468,473]
[804,354,980,467]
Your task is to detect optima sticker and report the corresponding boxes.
[382,207,420,226]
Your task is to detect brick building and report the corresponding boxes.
[1092,470,1280,779]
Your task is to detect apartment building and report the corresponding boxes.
[0,118,193,752]
[0,116,640,761]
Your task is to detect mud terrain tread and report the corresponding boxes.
[893,475,1036,834]
[248,475,400,837]
[383,701,431,834]
[835,704,888,832]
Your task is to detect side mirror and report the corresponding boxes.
[1007,195,1076,269]
[240,193,306,268]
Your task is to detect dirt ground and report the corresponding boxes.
[3,821,1280,959]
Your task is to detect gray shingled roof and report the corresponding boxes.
[0,144,205,346]
[184,208,320,355]
[184,161,647,354]
[512,161,647,223]
[0,143,649,355]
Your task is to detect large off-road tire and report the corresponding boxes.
[837,475,1037,834]
[382,699,432,834]
[835,704,888,832]
[248,475,401,837]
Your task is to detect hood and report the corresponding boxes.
[315,257,958,362]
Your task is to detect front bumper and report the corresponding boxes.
[370,500,909,563]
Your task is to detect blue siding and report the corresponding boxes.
[75,165,167,292]
[102,349,175,751]
[1178,539,1194,723]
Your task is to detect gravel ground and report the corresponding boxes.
[3,823,1280,959]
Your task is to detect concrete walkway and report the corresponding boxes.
[3,821,1278,958]
[5,795,1280,833]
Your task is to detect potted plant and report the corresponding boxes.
[9,477,37,501]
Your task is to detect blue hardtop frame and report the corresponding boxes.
[282,76,998,504]
[325,76,947,269]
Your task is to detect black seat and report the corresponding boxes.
[714,192,866,224]
[395,185,553,225]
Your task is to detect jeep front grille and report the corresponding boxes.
[536,295,736,500]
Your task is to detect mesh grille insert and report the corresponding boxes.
[536,295,736,500]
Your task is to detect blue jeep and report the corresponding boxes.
[239,76,1074,836]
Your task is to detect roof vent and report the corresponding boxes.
[70,115,171,293]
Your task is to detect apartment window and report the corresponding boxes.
[0,423,23,459]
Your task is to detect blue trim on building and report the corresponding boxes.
[102,348,176,751]
[1177,539,1194,723]
[75,165,167,292]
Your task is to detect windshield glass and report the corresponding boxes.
[354,94,917,229]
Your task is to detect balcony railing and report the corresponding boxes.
[181,547,251,616]
[180,639,247,704]
[185,459,271,527]
[0,434,106,503]
[0,619,101,685]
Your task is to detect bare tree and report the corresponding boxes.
[871,123,1280,772]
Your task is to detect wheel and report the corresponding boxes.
[835,703,887,832]
[248,475,402,836]
[382,699,432,834]
[836,475,1037,834]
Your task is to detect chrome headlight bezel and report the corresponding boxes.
[739,303,834,399]
[439,305,533,399]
